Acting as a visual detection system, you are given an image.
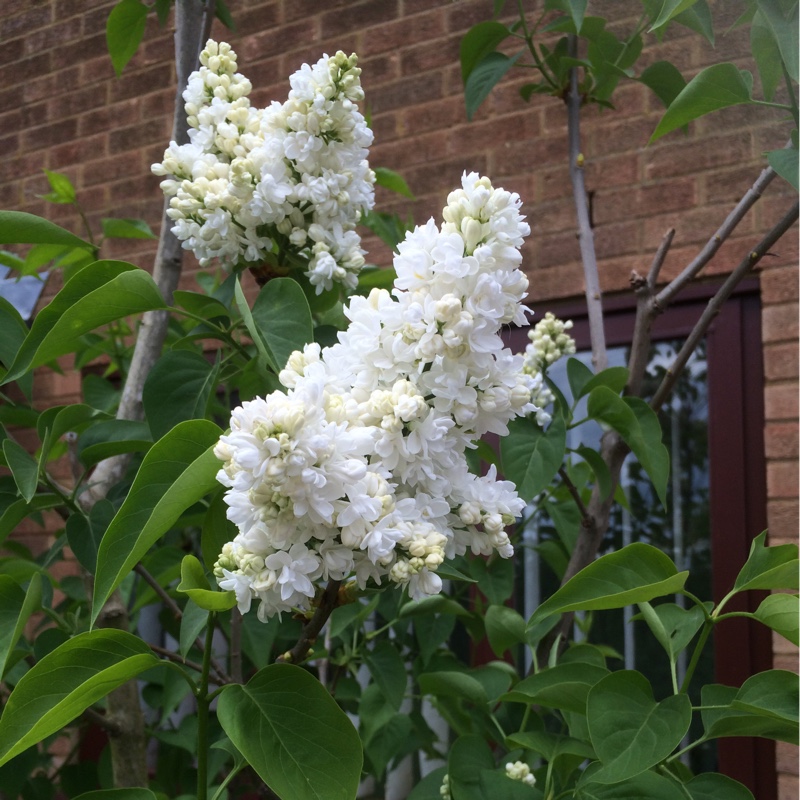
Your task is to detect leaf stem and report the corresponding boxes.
[679,619,713,694]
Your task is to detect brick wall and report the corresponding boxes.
[2,0,797,795]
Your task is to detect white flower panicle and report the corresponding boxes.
[521,311,576,425]
[213,172,540,620]
[152,41,375,291]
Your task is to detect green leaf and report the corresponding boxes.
[73,790,159,800]
[373,167,414,198]
[465,51,523,121]
[577,769,681,799]
[579,367,629,400]
[733,531,798,592]
[36,403,110,444]
[41,169,76,205]
[587,670,691,783]
[485,604,526,657]
[648,0,701,31]
[470,555,515,605]
[91,420,223,625]
[355,266,398,294]
[363,713,413,780]
[418,671,488,706]
[756,0,799,81]
[65,500,112,574]
[754,593,799,645]
[173,290,231,322]
[366,640,407,711]
[586,388,669,506]
[215,0,236,30]
[2,440,39,503]
[731,669,799,731]
[77,419,152,467]
[0,574,41,678]
[0,297,28,371]
[177,554,237,612]
[201,489,236,571]
[217,664,362,800]
[0,210,93,249]
[767,147,799,191]
[751,12,783,101]
[0,495,61,547]
[506,730,595,762]
[673,0,714,44]
[530,543,687,625]
[701,682,799,743]
[447,735,495,800]
[2,261,165,385]
[566,357,593,399]
[250,277,313,373]
[179,600,211,658]
[142,350,215,440]
[0,629,159,767]
[650,63,754,142]
[635,601,706,662]
[407,766,448,800]
[501,662,609,714]
[501,411,566,502]
[106,0,148,77]
[639,61,687,109]
[685,773,755,800]
[101,218,157,240]
[575,445,612,500]
[460,21,512,83]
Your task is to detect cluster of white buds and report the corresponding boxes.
[152,41,374,291]
[505,761,537,786]
[439,774,451,799]
[520,311,576,425]
[213,172,541,620]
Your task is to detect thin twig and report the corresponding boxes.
[82,706,124,736]
[557,467,591,525]
[651,201,799,412]
[655,163,778,309]
[567,34,608,373]
[647,227,676,290]
[278,580,343,665]
[149,642,211,679]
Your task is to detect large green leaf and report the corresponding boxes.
[701,681,799,743]
[0,296,29,392]
[460,21,512,83]
[635,601,706,663]
[506,730,595,763]
[91,420,223,624]
[530,543,687,625]
[106,0,148,76]
[0,629,158,767]
[751,11,783,101]
[419,671,488,707]
[366,640,407,711]
[685,773,755,800]
[733,531,798,592]
[639,61,687,109]
[247,277,313,374]
[754,593,799,645]
[373,167,415,199]
[650,63,753,142]
[756,0,798,81]
[0,494,61,547]
[201,489,236,571]
[767,147,799,191]
[77,419,153,467]
[587,670,691,783]
[177,554,237,612]
[586,388,669,506]
[217,664,362,800]
[501,411,566,502]
[2,261,165,385]
[363,713,413,780]
[65,499,113,574]
[142,349,216,439]
[36,403,111,444]
[447,735,495,800]
[74,792,158,800]
[501,662,609,714]
[465,51,522,121]
[648,0,701,31]
[101,218,157,240]
[485,604,526,657]
[576,769,681,799]
[0,574,42,678]
[732,669,799,729]
[0,211,93,249]
[2,440,39,503]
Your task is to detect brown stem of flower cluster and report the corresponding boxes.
[277,580,344,666]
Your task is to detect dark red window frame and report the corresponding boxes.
[507,278,774,797]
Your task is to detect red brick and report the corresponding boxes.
[763,303,800,344]
[767,460,799,499]
[321,0,398,38]
[1,5,53,38]
[765,383,799,421]
[762,266,799,305]
[765,423,800,460]
[765,343,799,381]
[644,132,753,181]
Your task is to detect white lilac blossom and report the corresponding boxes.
[505,761,537,787]
[152,41,375,291]
[521,311,576,425]
[213,172,540,620]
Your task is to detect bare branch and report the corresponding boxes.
[278,580,343,666]
[655,163,778,309]
[558,466,592,525]
[567,35,608,373]
[651,201,799,412]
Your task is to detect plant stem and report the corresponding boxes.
[679,619,713,694]
[196,612,216,800]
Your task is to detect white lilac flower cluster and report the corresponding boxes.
[152,41,375,292]
[213,172,542,620]
[521,311,576,425]
[505,761,537,786]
